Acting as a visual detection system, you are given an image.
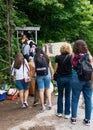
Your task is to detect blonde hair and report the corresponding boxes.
[60,42,72,54]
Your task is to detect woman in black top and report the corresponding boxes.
[54,42,72,118]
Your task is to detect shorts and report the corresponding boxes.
[36,74,51,89]
[16,79,29,90]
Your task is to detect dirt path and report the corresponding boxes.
[0,94,93,130]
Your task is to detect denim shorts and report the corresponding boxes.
[16,79,29,90]
[36,74,51,89]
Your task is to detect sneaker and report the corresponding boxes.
[33,100,39,106]
[48,104,52,110]
[65,114,71,119]
[71,118,76,125]
[24,102,28,107]
[21,103,27,109]
[56,113,63,117]
[41,106,46,111]
[83,119,90,126]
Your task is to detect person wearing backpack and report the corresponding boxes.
[34,47,53,111]
[71,40,93,125]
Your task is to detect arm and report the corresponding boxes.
[54,63,58,72]
[49,61,54,78]
[11,62,16,80]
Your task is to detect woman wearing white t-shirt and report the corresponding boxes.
[11,52,30,108]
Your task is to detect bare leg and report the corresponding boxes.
[39,89,44,107]
[19,90,24,104]
[24,89,29,104]
[46,88,52,106]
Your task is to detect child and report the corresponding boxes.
[28,56,36,96]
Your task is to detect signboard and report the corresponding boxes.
[42,42,65,57]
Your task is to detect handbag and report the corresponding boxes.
[23,61,31,83]
[23,77,31,83]
[53,71,60,81]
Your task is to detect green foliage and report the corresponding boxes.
[50,56,55,68]
[1,0,93,84]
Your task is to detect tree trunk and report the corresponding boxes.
[6,0,12,66]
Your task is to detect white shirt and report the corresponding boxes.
[11,59,30,80]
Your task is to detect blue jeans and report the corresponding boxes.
[16,79,29,90]
[72,71,92,120]
[57,75,72,115]
[36,70,51,89]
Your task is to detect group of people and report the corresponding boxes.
[11,36,53,111]
[55,40,93,126]
[11,39,93,126]
[21,35,37,61]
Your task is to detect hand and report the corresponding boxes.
[12,76,16,81]
[51,75,54,80]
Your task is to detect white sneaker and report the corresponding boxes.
[48,104,52,110]
[24,102,28,107]
[41,106,46,111]
[21,103,26,109]
[56,113,63,117]
[65,114,71,119]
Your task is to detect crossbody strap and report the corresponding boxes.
[24,62,30,71]
[23,60,30,77]
[62,55,69,64]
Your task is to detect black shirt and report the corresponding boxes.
[55,54,72,76]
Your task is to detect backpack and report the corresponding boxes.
[35,55,48,76]
[77,57,92,81]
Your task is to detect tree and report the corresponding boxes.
[15,0,93,46]
[6,0,12,66]
[90,0,93,4]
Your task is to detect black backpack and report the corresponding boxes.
[35,56,48,76]
[77,57,92,81]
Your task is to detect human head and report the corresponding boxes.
[34,47,49,63]
[35,47,44,55]
[21,35,28,43]
[73,40,88,54]
[14,52,24,69]
[60,42,72,54]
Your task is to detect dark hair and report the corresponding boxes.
[34,47,49,64]
[14,52,24,69]
[73,40,88,54]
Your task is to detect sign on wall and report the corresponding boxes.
[42,42,65,57]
